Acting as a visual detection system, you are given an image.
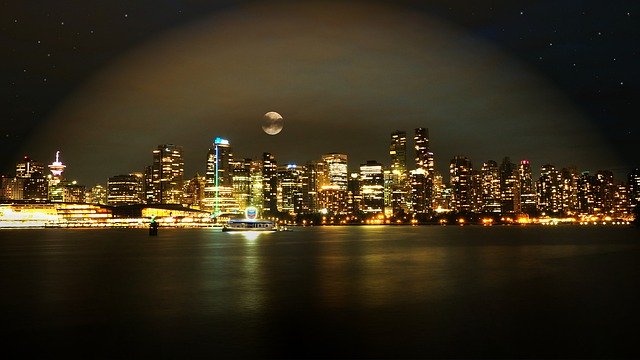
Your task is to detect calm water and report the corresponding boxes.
[0,225,639,358]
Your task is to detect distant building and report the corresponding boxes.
[627,168,640,212]
[499,157,519,215]
[88,184,107,205]
[537,164,562,215]
[481,160,501,214]
[449,156,474,212]
[519,160,536,215]
[359,161,384,216]
[262,152,278,215]
[277,164,304,215]
[203,138,237,213]
[232,158,252,211]
[319,153,348,215]
[107,174,144,205]
[389,131,408,215]
[150,144,184,204]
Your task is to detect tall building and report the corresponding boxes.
[88,184,107,205]
[414,128,434,175]
[277,164,304,215]
[107,174,144,205]
[481,160,501,214]
[203,138,237,213]
[449,156,474,212]
[518,160,536,215]
[16,155,44,179]
[594,170,615,216]
[48,151,66,202]
[560,168,579,215]
[389,131,408,215]
[249,160,264,211]
[232,158,253,211]
[319,153,348,215]
[537,164,562,215]
[17,156,47,201]
[627,168,640,212]
[359,161,385,216]
[301,160,326,214]
[150,144,184,204]
[499,157,519,215]
[577,171,596,215]
[262,152,278,214]
[409,168,431,215]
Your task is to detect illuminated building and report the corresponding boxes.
[359,161,384,216]
[612,183,629,217]
[262,152,278,214]
[560,168,579,215]
[319,153,348,215]
[63,182,86,203]
[499,157,519,215]
[594,170,615,216]
[48,151,66,181]
[537,164,562,215]
[182,174,205,209]
[203,138,237,213]
[389,131,408,215]
[348,172,361,216]
[88,184,107,204]
[449,156,473,212]
[16,156,44,179]
[409,168,430,215]
[627,168,640,212]
[301,160,326,214]
[577,172,596,215]
[107,174,144,205]
[481,160,501,214]
[232,158,252,211]
[519,160,536,215]
[431,172,449,212]
[1,176,23,200]
[23,173,48,201]
[414,127,435,175]
[48,151,66,202]
[249,160,264,211]
[277,164,304,215]
[150,144,184,204]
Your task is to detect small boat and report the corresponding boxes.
[221,206,276,232]
[222,218,276,232]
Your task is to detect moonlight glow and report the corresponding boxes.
[262,112,284,135]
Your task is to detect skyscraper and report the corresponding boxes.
[107,174,144,205]
[499,157,519,215]
[519,160,536,215]
[449,156,473,212]
[277,164,304,215]
[204,138,236,213]
[359,160,385,216]
[481,160,501,214]
[627,168,640,212]
[150,144,184,204]
[319,153,348,215]
[262,152,278,214]
[537,164,562,215]
[414,127,434,175]
[389,131,408,215]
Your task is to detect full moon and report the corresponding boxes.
[262,111,284,135]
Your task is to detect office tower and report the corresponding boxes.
[16,155,44,179]
[203,138,236,213]
[389,131,408,215]
[594,170,615,216]
[414,127,435,175]
[319,153,348,215]
[250,160,264,211]
[182,174,206,209]
[577,171,596,215]
[301,160,326,214]
[537,164,562,215]
[150,144,184,204]
[499,157,519,215]
[88,184,107,205]
[359,161,385,216]
[63,182,86,203]
[560,168,579,215]
[409,168,430,215]
[612,183,629,218]
[262,152,278,214]
[519,160,537,215]
[449,156,473,212]
[232,158,253,211]
[627,168,640,212]
[481,160,501,214]
[431,172,449,212]
[347,172,361,217]
[0,176,23,200]
[277,164,304,215]
[107,174,144,205]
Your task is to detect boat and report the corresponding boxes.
[221,206,276,232]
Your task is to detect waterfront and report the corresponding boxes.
[1,226,639,358]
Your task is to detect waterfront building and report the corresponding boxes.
[499,157,519,215]
[627,168,640,212]
[389,131,408,215]
[87,184,107,205]
[318,153,348,215]
[613,183,629,218]
[301,160,326,214]
[249,160,264,211]
[150,144,184,204]
[431,172,449,213]
[409,168,430,215]
[449,156,474,213]
[182,174,205,209]
[203,138,237,213]
[107,174,144,206]
[16,156,44,179]
[63,182,86,203]
[519,160,537,215]
[594,170,615,216]
[560,168,579,215]
[577,172,596,215]
[232,158,253,211]
[481,160,501,214]
[537,164,562,215]
[277,164,304,215]
[359,161,385,216]
[347,172,361,217]
[48,151,66,202]
[414,128,435,176]
[262,152,278,215]
[23,173,48,201]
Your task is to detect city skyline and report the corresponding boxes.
[3,1,638,187]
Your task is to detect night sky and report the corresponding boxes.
[3,1,638,186]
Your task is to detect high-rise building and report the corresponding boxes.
[150,144,184,204]
[232,158,253,211]
[414,128,434,175]
[301,160,326,214]
[319,153,348,215]
[16,155,44,179]
[107,174,144,205]
[262,152,278,214]
[182,174,205,209]
[203,138,236,213]
[519,160,536,215]
[560,168,579,215]
[613,183,629,218]
[537,164,562,215]
[481,160,501,214]
[389,131,408,215]
[449,156,474,212]
[577,171,596,215]
[499,157,519,215]
[249,160,264,211]
[409,168,431,215]
[48,151,66,202]
[88,184,107,205]
[627,168,640,212]
[594,170,615,216]
[359,161,385,216]
[277,164,304,215]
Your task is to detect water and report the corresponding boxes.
[0,226,638,358]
